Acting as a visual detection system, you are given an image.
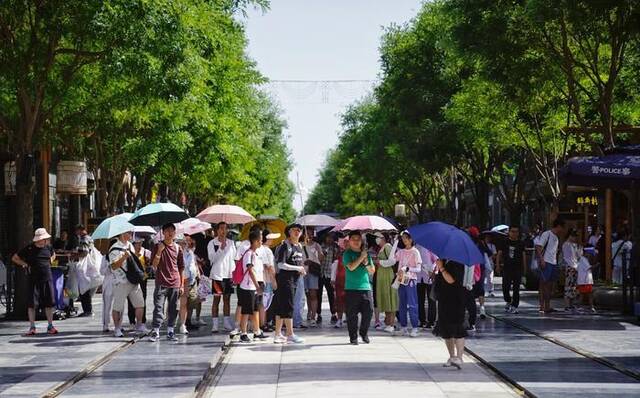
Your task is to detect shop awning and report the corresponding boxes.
[561,146,640,189]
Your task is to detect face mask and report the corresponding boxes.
[375,238,382,246]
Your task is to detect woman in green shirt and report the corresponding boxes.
[374,233,398,333]
[343,230,375,345]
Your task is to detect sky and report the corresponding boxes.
[241,0,423,211]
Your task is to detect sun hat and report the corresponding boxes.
[33,228,52,242]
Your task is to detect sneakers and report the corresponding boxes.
[287,334,305,344]
[384,325,395,334]
[316,315,323,324]
[295,323,308,330]
[330,315,338,325]
[466,325,476,332]
[136,324,149,335]
[334,320,343,329]
[479,306,487,319]
[590,307,597,313]
[114,328,125,338]
[505,304,512,312]
[360,334,370,344]
[25,326,37,336]
[179,324,188,335]
[167,331,178,341]
[350,339,359,345]
[374,322,382,330]
[309,320,317,328]
[196,319,207,326]
[409,329,419,338]
[400,327,409,336]
[229,328,241,337]
[240,334,252,343]
[274,334,287,344]
[509,307,519,314]
[149,330,160,342]
[211,322,219,334]
[47,325,58,335]
[424,323,434,329]
[254,332,269,340]
[443,358,453,367]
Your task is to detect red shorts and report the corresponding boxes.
[577,285,592,294]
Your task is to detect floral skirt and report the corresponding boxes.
[564,267,578,299]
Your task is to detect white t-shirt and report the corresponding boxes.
[612,240,633,268]
[108,240,134,285]
[240,250,262,291]
[256,245,274,282]
[577,256,593,285]
[537,230,560,265]
[207,237,237,281]
[562,241,580,269]
[303,241,322,264]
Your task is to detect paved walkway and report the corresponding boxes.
[209,329,518,398]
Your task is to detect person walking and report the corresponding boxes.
[497,225,526,314]
[612,229,632,285]
[535,218,566,313]
[303,227,324,327]
[433,259,467,370]
[272,223,306,344]
[332,237,347,329]
[100,241,115,333]
[256,229,279,331]
[393,231,422,337]
[149,224,185,342]
[318,233,338,325]
[128,238,150,325]
[417,246,437,328]
[562,229,581,312]
[12,228,59,336]
[343,230,375,345]
[238,230,270,342]
[374,233,398,333]
[207,222,236,333]
[108,231,146,337]
[178,234,200,334]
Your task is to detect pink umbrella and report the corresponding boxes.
[176,218,212,235]
[196,204,255,225]
[331,215,397,233]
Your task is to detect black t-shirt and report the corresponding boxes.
[18,244,54,282]
[275,240,304,270]
[501,239,525,271]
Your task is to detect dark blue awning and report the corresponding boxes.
[561,147,640,189]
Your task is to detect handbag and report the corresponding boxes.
[303,246,322,276]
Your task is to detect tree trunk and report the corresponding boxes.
[15,154,35,249]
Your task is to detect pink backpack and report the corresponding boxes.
[473,264,482,283]
[232,249,251,285]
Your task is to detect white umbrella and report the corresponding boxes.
[176,217,212,235]
[296,214,340,227]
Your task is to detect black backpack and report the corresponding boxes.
[109,247,145,285]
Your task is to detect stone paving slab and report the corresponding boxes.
[210,328,518,398]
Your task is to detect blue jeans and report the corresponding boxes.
[398,280,419,328]
[293,274,306,327]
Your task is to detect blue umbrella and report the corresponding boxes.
[407,222,484,266]
[129,202,189,226]
[92,215,135,240]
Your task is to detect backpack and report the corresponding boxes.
[109,246,145,285]
[232,249,252,285]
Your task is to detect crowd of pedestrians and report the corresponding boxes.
[12,215,627,370]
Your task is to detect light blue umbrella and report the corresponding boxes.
[92,215,135,240]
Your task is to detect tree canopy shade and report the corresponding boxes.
[0,0,294,247]
[306,0,640,228]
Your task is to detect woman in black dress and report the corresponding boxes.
[433,258,467,369]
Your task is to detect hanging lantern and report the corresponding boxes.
[56,160,87,195]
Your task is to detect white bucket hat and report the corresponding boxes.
[33,228,52,242]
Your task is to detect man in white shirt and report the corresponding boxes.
[207,222,236,332]
[535,218,566,313]
[612,229,633,284]
[109,231,145,337]
[256,229,279,331]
